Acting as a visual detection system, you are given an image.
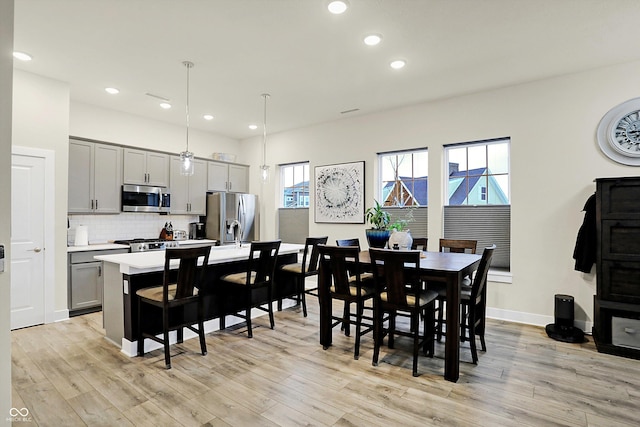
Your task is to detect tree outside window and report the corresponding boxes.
[379,149,428,207]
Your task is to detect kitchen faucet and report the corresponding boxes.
[228,219,242,247]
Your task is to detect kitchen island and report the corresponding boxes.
[95,243,304,356]
[67,243,130,317]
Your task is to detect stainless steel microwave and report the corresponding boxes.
[121,184,170,213]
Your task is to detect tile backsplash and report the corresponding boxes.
[68,213,200,245]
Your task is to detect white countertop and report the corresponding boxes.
[95,242,304,275]
[67,243,129,253]
[67,239,217,253]
[173,239,217,246]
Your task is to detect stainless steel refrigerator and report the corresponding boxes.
[205,192,259,244]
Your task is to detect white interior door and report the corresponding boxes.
[11,153,45,329]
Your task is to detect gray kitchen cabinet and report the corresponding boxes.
[68,139,122,213]
[229,164,249,193]
[123,148,169,187]
[169,156,207,214]
[69,261,102,313]
[207,161,249,193]
[68,248,128,316]
[207,161,228,192]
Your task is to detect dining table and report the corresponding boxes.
[318,249,482,382]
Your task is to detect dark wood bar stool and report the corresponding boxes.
[336,238,361,249]
[433,238,477,341]
[461,245,495,363]
[136,244,212,369]
[318,244,375,359]
[369,248,438,377]
[335,238,367,331]
[279,236,328,316]
[411,237,428,251]
[219,240,281,338]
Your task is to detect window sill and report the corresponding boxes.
[488,267,511,283]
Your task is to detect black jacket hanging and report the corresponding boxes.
[573,193,597,273]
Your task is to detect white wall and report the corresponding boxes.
[243,59,640,327]
[12,70,70,314]
[1,2,14,422]
[70,102,241,161]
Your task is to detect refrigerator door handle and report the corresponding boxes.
[238,195,245,242]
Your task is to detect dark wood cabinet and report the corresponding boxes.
[594,177,640,359]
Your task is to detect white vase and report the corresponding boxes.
[388,230,413,250]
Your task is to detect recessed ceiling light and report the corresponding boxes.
[203,114,214,121]
[248,124,258,130]
[13,51,32,61]
[104,87,119,95]
[390,59,406,70]
[159,102,171,109]
[364,34,382,46]
[327,0,349,14]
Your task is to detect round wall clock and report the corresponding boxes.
[597,97,640,166]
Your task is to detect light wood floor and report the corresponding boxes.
[11,296,640,427]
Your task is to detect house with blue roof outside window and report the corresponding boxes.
[380,163,508,206]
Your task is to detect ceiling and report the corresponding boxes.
[12,0,640,140]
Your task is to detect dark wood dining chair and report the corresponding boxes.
[336,238,368,278]
[439,239,477,255]
[317,244,374,359]
[336,238,368,330]
[411,237,428,251]
[279,236,328,316]
[136,244,212,369]
[461,244,495,363]
[336,238,361,249]
[219,240,281,338]
[369,248,438,377]
[433,238,478,341]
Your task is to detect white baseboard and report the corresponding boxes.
[112,296,598,357]
[487,307,593,334]
[52,309,69,323]
[121,299,299,357]
[121,318,221,357]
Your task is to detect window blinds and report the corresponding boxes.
[386,206,428,238]
[277,208,309,244]
[443,205,510,268]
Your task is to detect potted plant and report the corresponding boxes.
[387,206,416,249]
[365,200,392,248]
[388,217,413,250]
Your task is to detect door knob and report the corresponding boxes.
[29,247,42,253]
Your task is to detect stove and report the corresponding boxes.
[113,238,180,252]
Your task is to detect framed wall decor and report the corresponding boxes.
[315,161,365,223]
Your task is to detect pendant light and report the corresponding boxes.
[259,93,271,183]
[180,60,195,176]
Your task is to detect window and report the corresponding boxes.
[445,139,509,205]
[377,149,429,238]
[280,162,310,208]
[378,148,428,207]
[444,138,511,270]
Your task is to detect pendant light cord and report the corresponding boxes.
[262,93,270,166]
[183,61,194,153]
